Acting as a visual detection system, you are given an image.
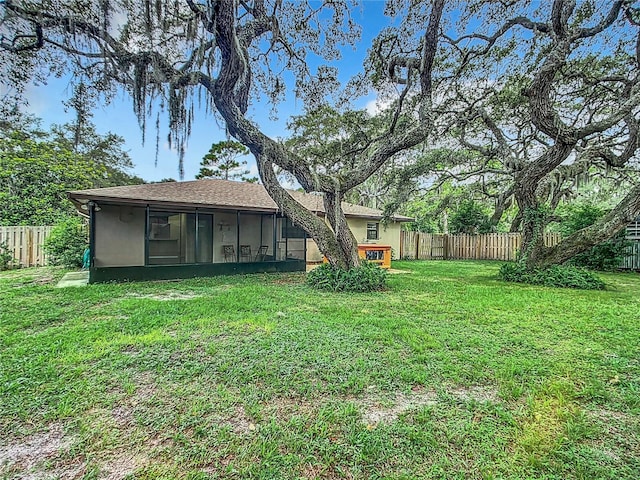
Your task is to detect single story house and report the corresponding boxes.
[68,179,411,283]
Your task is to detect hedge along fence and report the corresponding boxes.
[0,226,54,268]
[400,231,562,262]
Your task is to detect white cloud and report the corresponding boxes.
[365,97,393,116]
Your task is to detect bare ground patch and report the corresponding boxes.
[586,408,639,448]
[223,405,256,434]
[448,385,500,403]
[0,423,71,479]
[357,384,500,426]
[358,388,438,426]
[126,292,202,301]
[96,452,148,480]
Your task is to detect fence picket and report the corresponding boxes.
[401,230,640,268]
[0,226,54,268]
[401,231,564,262]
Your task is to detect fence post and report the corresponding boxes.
[27,228,34,267]
[443,234,449,260]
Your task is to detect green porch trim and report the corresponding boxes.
[88,260,306,283]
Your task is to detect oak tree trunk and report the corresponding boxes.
[522,183,640,269]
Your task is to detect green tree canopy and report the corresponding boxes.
[0,132,105,225]
[449,201,493,235]
[2,1,638,270]
[0,114,145,225]
[196,140,257,182]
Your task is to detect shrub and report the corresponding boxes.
[0,240,14,270]
[569,238,631,271]
[450,200,493,234]
[560,204,631,271]
[44,217,88,268]
[306,262,387,292]
[499,262,605,290]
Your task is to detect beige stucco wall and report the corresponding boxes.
[306,217,404,262]
[94,205,146,267]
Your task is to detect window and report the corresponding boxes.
[367,222,379,240]
[365,249,384,261]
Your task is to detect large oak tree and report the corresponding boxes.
[2,0,637,269]
[384,1,640,268]
[0,0,454,269]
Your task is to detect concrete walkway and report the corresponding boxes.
[56,270,89,288]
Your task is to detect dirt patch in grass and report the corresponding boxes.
[223,405,256,434]
[448,385,500,403]
[97,452,148,480]
[588,408,630,423]
[357,384,500,426]
[0,423,72,477]
[268,396,316,416]
[299,463,350,480]
[359,388,438,426]
[586,408,639,453]
[127,292,202,301]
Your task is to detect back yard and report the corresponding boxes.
[1,261,639,479]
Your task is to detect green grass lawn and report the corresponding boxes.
[1,261,639,479]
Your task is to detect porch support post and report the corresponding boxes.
[236,211,240,262]
[89,203,96,268]
[272,214,277,261]
[195,209,199,264]
[144,205,150,265]
[304,228,307,264]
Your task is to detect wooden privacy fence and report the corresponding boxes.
[621,242,640,270]
[400,231,562,261]
[0,226,53,268]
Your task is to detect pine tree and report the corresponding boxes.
[196,141,257,183]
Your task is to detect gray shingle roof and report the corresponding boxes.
[68,179,413,221]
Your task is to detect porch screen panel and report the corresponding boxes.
[183,214,196,263]
[239,213,264,261]
[197,214,214,263]
[282,218,306,260]
[148,212,195,265]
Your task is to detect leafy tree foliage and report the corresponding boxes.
[560,204,631,271]
[449,200,494,235]
[379,2,640,268]
[196,140,257,182]
[440,2,640,268]
[0,131,104,225]
[0,114,144,225]
[0,0,448,269]
[1,0,638,270]
[286,106,408,210]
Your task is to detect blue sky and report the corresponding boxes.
[19,1,393,183]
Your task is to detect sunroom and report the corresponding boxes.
[68,181,308,283]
